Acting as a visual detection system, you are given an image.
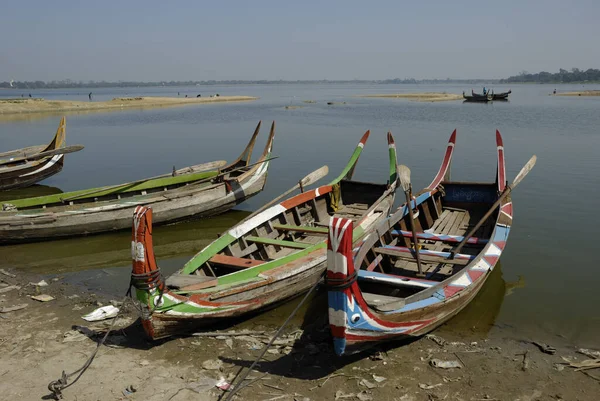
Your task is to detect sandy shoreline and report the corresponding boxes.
[0,267,598,400]
[0,95,257,116]
[359,93,463,102]
[555,90,600,97]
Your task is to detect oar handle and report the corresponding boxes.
[238,165,328,224]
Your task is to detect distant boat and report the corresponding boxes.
[462,91,492,102]
[471,89,512,101]
[491,90,511,100]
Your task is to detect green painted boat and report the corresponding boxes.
[0,121,275,243]
[130,130,399,339]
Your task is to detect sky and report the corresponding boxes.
[1,0,599,81]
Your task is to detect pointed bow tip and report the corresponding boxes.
[360,130,371,144]
[496,129,503,145]
[449,129,457,143]
[387,131,395,144]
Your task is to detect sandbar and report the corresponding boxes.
[359,93,463,102]
[554,90,600,97]
[0,95,257,116]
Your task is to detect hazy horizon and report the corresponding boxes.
[2,0,598,82]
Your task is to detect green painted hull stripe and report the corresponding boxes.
[330,142,365,184]
[7,170,218,209]
[389,146,398,185]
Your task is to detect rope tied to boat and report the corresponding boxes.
[324,271,357,291]
[329,183,341,212]
[130,268,164,291]
[437,184,446,197]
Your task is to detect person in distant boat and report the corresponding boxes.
[483,87,487,95]
[88,92,92,101]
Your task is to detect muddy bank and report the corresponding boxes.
[1,267,598,401]
[555,90,600,97]
[359,93,463,102]
[0,95,257,116]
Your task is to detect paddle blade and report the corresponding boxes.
[57,144,85,154]
[511,155,537,188]
[398,164,411,192]
[300,165,329,188]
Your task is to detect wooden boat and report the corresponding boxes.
[326,130,523,355]
[0,117,82,190]
[462,91,492,102]
[0,121,275,243]
[472,90,511,100]
[130,130,399,340]
[491,90,511,100]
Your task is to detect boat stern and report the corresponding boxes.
[326,217,359,356]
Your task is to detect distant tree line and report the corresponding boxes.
[0,78,497,89]
[500,68,600,83]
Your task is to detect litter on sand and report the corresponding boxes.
[430,359,463,369]
[82,305,119,321]
[0,304,28,313]
[31,294,55,302]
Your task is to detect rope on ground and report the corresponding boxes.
[47,294,131,400]
[223,271,325,401]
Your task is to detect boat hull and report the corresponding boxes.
[0,117,67,190]
[145,256,326,338]
[0,168,268,243]
[0,154,64,190]
[0,121,273,243]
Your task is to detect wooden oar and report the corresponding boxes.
[238,165,329,224]
[451,155,537,257]
[398,164,424,276]
[0,145,84,166]
[62,159,227,202]
[186,156,278,188]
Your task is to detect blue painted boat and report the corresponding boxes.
[325,129,516,355]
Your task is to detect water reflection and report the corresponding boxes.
[0,210,250,274]
[438,263,509,336]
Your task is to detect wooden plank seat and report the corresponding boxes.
[358,270,436,289]
[209,254,265,269]
[391,230,488,245]
[246,236,311,249]
[374,245,475,266]
[166,274,217,291]
[272,223,328,235]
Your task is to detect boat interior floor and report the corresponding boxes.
[359,205,494,303]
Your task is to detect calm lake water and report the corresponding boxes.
[1,83,599,347]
